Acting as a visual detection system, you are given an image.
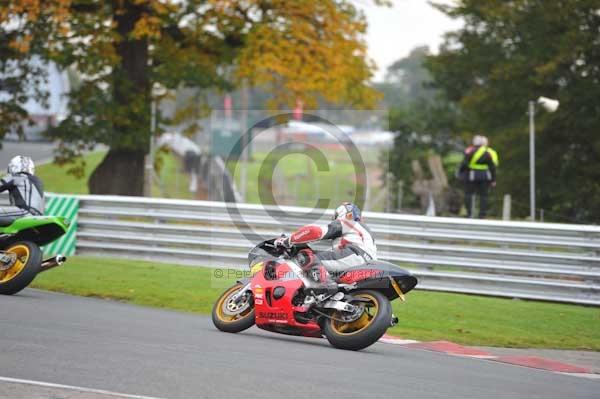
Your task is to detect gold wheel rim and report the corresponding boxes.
[0,245,30,283]
[330,293,379,335]
[215,285,253,323]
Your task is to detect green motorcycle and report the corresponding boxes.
[0,215,69,295]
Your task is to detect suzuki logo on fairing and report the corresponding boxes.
[258,312,287,320]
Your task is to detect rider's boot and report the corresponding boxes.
[296,248,338,296]
[304,265,338,296]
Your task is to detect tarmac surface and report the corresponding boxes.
[0,141,57,167]
[0,289,597,399]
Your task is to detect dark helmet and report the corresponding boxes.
[333,202,361,221]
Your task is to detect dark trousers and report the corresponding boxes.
[464,181,490,218]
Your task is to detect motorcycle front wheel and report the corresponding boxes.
[0,241,42,295]
[212,283,255,333]
[323,290,392,351]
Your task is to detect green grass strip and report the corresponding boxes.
[31,256,600,350]
[37,152,107,195]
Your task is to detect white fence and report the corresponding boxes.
[74,195,600,306]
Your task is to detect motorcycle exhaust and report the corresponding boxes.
[40,254,67,272]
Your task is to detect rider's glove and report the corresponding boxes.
[274,235,292,249]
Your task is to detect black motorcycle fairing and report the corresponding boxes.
[248,243,280,267]
[247,239,308,269]
[0,217,16,227]
[338,260,418,300]
[0,223,66,247]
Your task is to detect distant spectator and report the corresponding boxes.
[457,135,499,218]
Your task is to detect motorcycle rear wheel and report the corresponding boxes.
[323,290,392,351]
[0,241,42,295]
[212,283,255,333]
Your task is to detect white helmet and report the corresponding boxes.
[473,135,488,146]
[472,135,484,146]
[8,156,35,175]
[333,202,362,221]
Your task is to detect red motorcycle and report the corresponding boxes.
[212,238,417,350]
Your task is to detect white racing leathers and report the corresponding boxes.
[0,173,45,217]
[289,219,377,273]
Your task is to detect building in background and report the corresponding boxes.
[3,59,70,141]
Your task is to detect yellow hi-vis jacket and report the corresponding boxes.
[458,145,498,182]
[468,146,499,170]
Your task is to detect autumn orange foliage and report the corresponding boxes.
[1,0,382,194]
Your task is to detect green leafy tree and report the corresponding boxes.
[375,46,437,109]
[381,45,462,212]
[0,2,58,140]
[1,1,379,195]
[427,0,600,223]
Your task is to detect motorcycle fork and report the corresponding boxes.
[232,282,252,302]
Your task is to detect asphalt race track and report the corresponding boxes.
[0,141,57,167]
[0,290,597,399]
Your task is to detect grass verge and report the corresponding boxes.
[229,150,372,209]
[37,152,107,194]
[31,256,600,350]
[37,151,190,198]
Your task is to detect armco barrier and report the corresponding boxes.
[0,193,78,256]
[72,195,600,306]
[43,194,78,256]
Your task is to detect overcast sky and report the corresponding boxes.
[361,0,463,82]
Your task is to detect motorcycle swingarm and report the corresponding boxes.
[321,299,356,313]
[341,294,371,303]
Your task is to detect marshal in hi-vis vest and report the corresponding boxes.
[468,146,498,170]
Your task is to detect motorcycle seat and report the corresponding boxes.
[0,216,16,227]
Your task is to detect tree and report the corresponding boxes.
[376,45,459,140]
[381,45,462,212]
[1,1,379,195]
[0,2,60,140]
[235,1,380,109]
[427,0,600,223]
